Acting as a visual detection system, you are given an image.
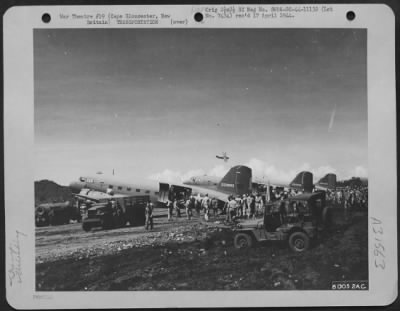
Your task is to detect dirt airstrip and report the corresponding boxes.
[36,208,368,291]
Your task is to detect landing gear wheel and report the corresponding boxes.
[288,231,310,252]
[234,233,253,249]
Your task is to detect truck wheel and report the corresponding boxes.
[36,207,45,216]
[234,233,253,249]
[82,222,91,232]
[288,231,310,252]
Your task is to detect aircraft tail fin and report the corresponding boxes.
[289,171,313,192]
[217,165,252,196]
[316,173,337,191]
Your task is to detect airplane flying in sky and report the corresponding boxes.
[216,152,229,162]
[69,165,253,208]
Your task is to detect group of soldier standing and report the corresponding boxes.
[224,193,264,222]
[144,185,368,230]
[163,192,267,224]
[165,194,219,222]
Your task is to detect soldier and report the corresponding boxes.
[247,194,255,219]
[242,194,248,218]
[255,192,263,217]
[186,198,194,220]
[211,197,219,217]
[195,194,202,216]
[145,200,154,230]
[235,195,243,218]
[166,199,173,221]
[202,194,210,221]
[225,196,237,223]
[173,199,181,218]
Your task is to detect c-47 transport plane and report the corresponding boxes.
[69,165,253,208]
[250,171,337,196]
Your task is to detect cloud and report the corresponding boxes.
[148,164,229,183]
[148,158,367,185]
[313,165,338,179]
[245,158,338,183]
[148,168,204,183]
[207,165,227,177]
[348,165,368,178]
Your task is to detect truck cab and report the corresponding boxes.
[81,194,149,231]
[234,191,329,252]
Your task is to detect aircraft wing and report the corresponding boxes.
[180,184,231,202]
[74,189,128,203]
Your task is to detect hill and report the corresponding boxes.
[35,180,73,206]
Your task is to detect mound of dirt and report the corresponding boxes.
[35,180,73,205]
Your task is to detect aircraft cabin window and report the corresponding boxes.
[136,189,140,192]
[109,185,114,189]
[145,190,150,194]
[79,177,85,182]
[127,187,131,191]
[118,186,123,190]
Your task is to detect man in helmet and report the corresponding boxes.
[145,200,154,230]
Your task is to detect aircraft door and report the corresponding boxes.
[158,183,170,203]
[169,185,192,201]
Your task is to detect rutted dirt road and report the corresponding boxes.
[36,209,368,291]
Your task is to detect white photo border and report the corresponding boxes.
[4,4,397,308]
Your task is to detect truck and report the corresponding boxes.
[35,201,80,227]
[233,191,330,252]
[81,194,149,232]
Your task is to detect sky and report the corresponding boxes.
[34,28,367,186]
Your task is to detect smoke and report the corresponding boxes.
[328,103,337,132]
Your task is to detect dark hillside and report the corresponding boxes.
[35,180,73,206]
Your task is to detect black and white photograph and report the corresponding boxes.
[34,27,369,291]
[3,4,397,308]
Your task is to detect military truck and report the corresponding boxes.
[233,191,330,252]
[35,201,79,226]
[81,194,149,232]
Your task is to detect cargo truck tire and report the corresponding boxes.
[288,231,310,252]
[234,233,253,249]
